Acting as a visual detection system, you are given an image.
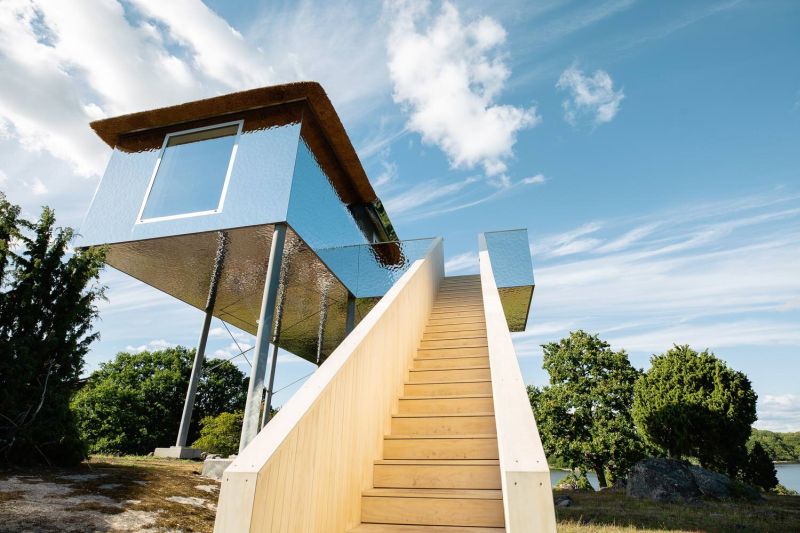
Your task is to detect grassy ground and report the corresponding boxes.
[0,455,218,532]
[2,457,799,532]
[556,489,800,533]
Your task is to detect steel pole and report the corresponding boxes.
[240,223,287,451]
[176,231,227,447]
[345,293,356,334]
[262,342,280,428]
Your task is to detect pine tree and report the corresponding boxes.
[0,193,106,465]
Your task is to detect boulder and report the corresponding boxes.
[627,458,761,502]
[554,495,573,507]
[627,458,700,502]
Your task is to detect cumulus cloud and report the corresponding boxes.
[755,394,800,432]
[385,0,539,176]
[557,64,624,125]
[444,251,478,274]
[125,339,176,353]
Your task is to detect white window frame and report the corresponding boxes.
[136,119,244,224]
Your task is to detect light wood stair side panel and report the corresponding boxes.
[214,240,445,533]
[477,237,558,532]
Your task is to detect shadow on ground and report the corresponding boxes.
[555,489,800,533]
[0,456,219,532]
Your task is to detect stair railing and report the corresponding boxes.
[478,233,557,532]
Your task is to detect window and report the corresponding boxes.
[138,121,242,222]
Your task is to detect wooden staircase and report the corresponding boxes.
[349,275,505,532]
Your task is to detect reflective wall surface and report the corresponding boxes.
[76,106,303,248]
[481,229,535,332]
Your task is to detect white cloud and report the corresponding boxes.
[521,173,546,185]
[385,0,539,176]
[445,251,478,274]
[384,175,479,215]
[755,394,800,432]
[557,65,624,125]
[125,338,176,353]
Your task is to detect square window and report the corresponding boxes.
[139,122,241,222]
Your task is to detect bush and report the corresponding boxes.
[742,442,778,490]
[192,412,243,457]
[555,472,594,491]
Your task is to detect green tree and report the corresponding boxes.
[71,347,247,455]
[632,345,757,477]
[742,442,779,490]
[0,193,106,465]
[530,330,645,487]
[749,429,800,462]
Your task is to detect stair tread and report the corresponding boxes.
[349,525,504,533]
[392,412,494,418]
[410,366,490,372]
[407,378,491,384]
[385,434,497,440]
[401,394,492,400]
[375,459,499,465]
[363,488,502,500]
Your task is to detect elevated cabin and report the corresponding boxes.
[78,82,554,532]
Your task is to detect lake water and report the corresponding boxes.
[550,463,800,492]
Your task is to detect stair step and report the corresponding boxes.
[413,356,489,370]
[425,322,486,334]
[422,330,486,341]
[349,525,504,533]
[434,295,483,304]
[418,346,488,358]
[408,367,490,383]
[361,488,504,527]
[404,379,492,397]
[430,307,484,320]
[373,461,501,489]
[391,414,496,436]
[383,435,499,460]
[419,338,488,349]
[432,303,484,312]
[428,313,486,329]
[398,395,494,415]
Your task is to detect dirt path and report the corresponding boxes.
[0,456,219,532]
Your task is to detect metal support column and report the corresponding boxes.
[240,223,287,451]
[176,231,227,447]
[345,293,356,334]
[262,342,280,428]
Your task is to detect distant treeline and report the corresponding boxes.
[749,430,800,463]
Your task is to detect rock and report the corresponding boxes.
[627,458,761,502]
[627,458,701,502]
[554,495,573,507]
[687,465,732,499]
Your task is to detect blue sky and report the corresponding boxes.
[0,0,798,431]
